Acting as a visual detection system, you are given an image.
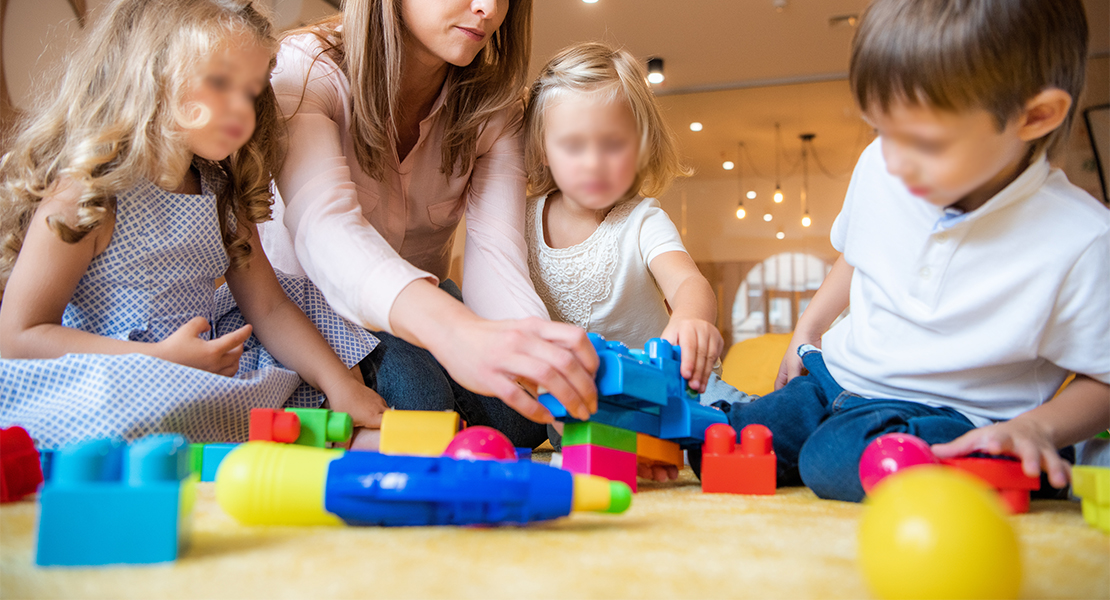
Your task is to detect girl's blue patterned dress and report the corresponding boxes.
[0,164,378,448]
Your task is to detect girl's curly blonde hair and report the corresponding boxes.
[525,42,690,201]
[0,0,282,292]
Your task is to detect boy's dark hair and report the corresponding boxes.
[850,0,1088,158]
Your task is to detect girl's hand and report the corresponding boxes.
[322,373,390,430]
[775,331,819,390]
[662,317,724,393]
[932,419,1070,489]
[155,317,252,376]
[435,316,599,424]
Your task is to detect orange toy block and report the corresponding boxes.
[249,408,301,443]
[636,434,683,470]
[701,423,776,495]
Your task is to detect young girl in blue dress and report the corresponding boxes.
[0,0,386,448]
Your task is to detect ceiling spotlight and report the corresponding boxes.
[802,212,812,227]
[763,213,773,222]
[722,161,735,171]
[746,190,757,200]
[736,205,746,219]
[647,58,665,84]
[582,0,599,3]
[689,122,703,132]
[776,230,786,240]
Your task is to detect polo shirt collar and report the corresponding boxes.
[931,152,1050,232]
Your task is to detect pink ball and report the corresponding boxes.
[443,426,518,461]
[859,433,939,494]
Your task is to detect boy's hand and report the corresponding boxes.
[931,419,1070,489]
[662,317,724,393]
[775,331,818,390]
[155,317,251,376]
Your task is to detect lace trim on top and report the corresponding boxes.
[527,195,639,329]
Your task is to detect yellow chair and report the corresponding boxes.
[720,333,792,397]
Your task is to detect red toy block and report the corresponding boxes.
[1,426,44,503]
[701,423,775,495]
[249,408,301,443]
[941,457,1039,514]
[563,444,638,493]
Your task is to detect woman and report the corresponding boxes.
[262,0,597,446]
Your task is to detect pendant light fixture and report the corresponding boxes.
[773,123,784,204]
[800,133,814,227]
[735,142,746,219]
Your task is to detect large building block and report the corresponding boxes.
[563,421,637,453]
[200,443,239,482]
[36,435,196,566]
[1,426,43,503]
[249,408,301,443]
[537,334,726,446]
[287,408,353,448]
[378,410,460,456]
[636,434,683,470]
[1071,465,1109,533]
[701,423,775,495]
[563,444,638,493]
[939,456,1040,514]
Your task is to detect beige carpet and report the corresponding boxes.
[2,452,1108,599]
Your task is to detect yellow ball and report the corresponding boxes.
[858,466,1021,599]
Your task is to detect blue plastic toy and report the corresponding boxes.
[35,435,197,566]
[216,442,630,527]
[538,334,727,446]
[199,443,239,482]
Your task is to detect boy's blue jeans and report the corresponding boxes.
[696,348,976,502]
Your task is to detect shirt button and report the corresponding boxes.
[919,267,932,279]
[935,233,949,243]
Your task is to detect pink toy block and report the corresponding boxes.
[701,423,776,495]
[563,444,638,493]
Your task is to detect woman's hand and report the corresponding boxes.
[662,316,723,393]
[435,316,599,424]
[154,317,252,376]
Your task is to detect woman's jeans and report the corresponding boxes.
[357,280,547,449]
[696,347,977,502]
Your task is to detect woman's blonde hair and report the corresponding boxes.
[291,0,533,180]
[0,0,282,291]
[525,42,690,201]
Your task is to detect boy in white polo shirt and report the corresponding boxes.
[700,0,1109,502]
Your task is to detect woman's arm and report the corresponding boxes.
[0,184,250,373]
[775,254,853,389]
[649,250,722,392]
[461,103,548,321]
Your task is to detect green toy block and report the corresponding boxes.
[287,408,353,448]
[188,443,204,475]
[1071,465,1109,533]
[562,421,636,453]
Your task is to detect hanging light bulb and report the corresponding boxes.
[773,123,784,204]
[802,212,812,227]
[736,204,746,219]
[647,58,665,84]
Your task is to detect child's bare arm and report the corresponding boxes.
[223,219,388,429]
[933,375,1110,488]
[776,255,853,389]
[650,250,723,393]
[0,185,252,373]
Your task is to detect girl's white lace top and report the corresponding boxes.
[526,194,689,348]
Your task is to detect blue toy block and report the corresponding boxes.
[35,435,197,566]
[200,443,239,482]
[515,447,533,461]
[539,334,726,446]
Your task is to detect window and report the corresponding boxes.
[732,253,831,343]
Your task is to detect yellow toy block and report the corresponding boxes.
[635,433,683,469]
[379,410,460,457]
[1071,465,1109,533]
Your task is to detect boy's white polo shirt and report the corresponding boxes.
[823,140,1110,427]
